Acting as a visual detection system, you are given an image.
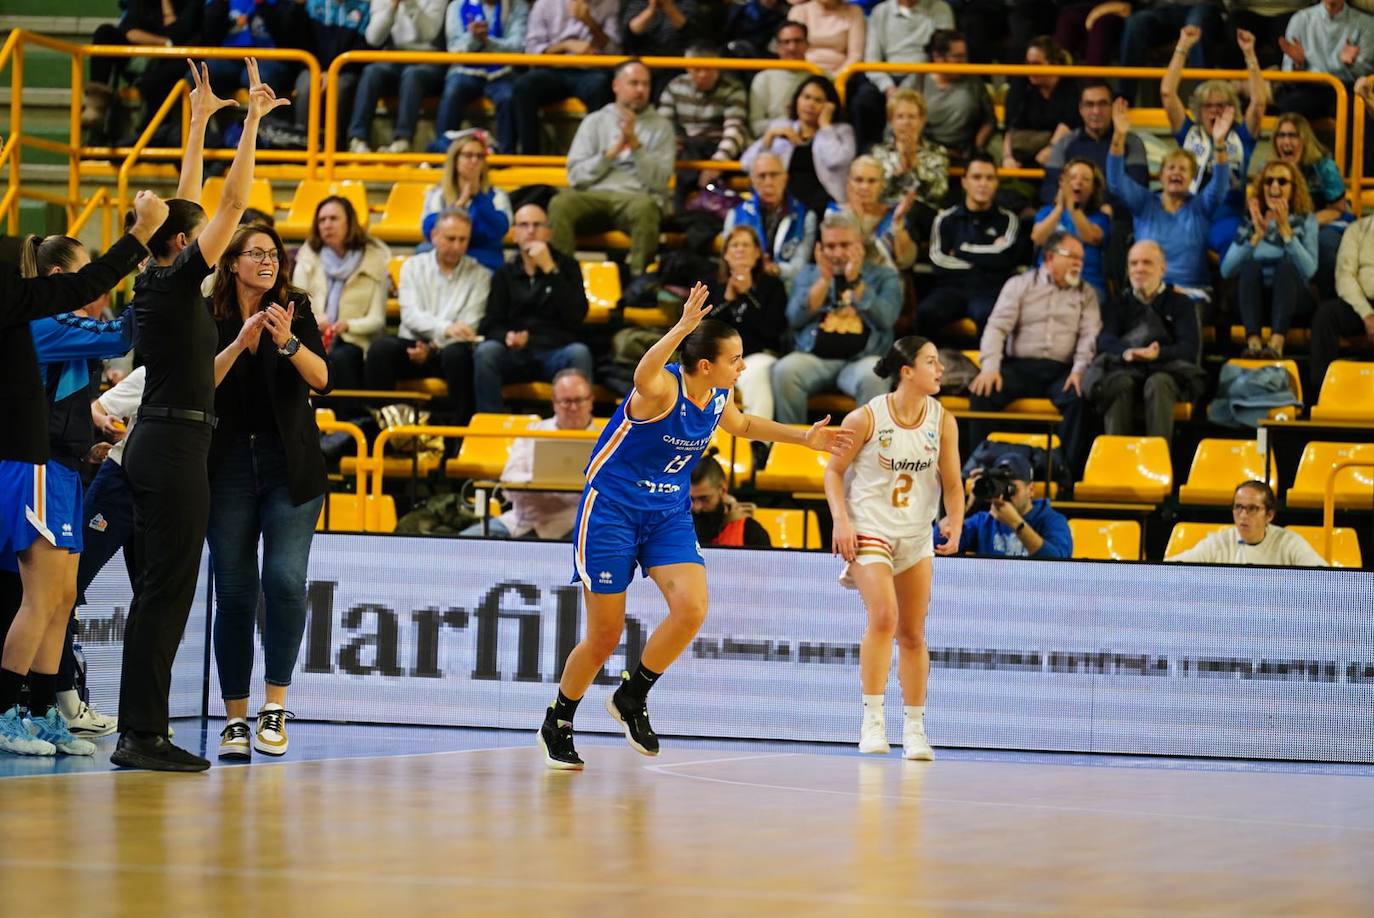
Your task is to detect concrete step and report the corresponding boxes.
[4,15,118,39]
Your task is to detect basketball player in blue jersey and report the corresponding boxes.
[539,283,854,769]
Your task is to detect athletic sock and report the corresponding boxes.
[862,694,884,714]
[0,668,26,712]
[904,705,926,724]
[550,690,581,727]
[619,664,661,704]
[27,671,60,715]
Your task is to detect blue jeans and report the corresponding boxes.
[770,351,886,424]
[349,61,444,143]
[434,71,516,153]
[473,340,595,413]
[460,518,513,538]
[1116,3,1220,102]
[207,435,324,701]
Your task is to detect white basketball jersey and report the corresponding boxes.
[847,394,944,538]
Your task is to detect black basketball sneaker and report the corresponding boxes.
[606,675,660,756]
[538,710,585,770]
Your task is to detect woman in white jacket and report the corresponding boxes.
[294,195,392,390]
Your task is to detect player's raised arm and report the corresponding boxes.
[628,282,712,417]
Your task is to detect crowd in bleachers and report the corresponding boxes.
[61,0,1374,565]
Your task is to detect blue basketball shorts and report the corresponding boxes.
[570,486,704,594]
[0,459,83,571]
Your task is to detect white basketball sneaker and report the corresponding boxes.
[858,709,890,754]
[903,718,935,761]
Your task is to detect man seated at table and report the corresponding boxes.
[461,369,598,540]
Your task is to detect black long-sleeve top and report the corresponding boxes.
[479,250,590,351]
[1096,284,1201,366]
[1,233,148,463]
[705,272,788,357]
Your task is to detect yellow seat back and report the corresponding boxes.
[1177,438,1274,506]
[754,426,831,493]
[1310,360,1374,422]
[1067,518,1141,560]
[1163,522,1231,559]
[752,508,822,550]
[1285,525,1364,568]
[1075,435,1173,503]
[445,413,541,481]
[1286,442,1374,509]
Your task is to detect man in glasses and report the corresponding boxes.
[474,203,593,413]
[749,21,811,139]
[461,368,598,540]
[1041,81,1148,212]
[1167,481,1328,566]
[969,230,1101,479]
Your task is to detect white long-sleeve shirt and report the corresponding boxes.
[1166,525,1330,567]
[365,0,446,49]
[496,416,597,538]
[96,365,146,466]
[398,251,492,345]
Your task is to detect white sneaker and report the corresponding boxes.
[858,710,890,754]
[57,691,117,738]
[26,707,96,756]
[254,706,293,756]
[219,720,251,759]
[902,720,935,761]
[348,137,372,154]
[383,138,410,154]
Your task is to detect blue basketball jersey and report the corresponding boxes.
[584,364,729,511]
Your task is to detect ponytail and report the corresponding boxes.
[872,335,933,389]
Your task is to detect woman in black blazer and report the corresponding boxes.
[206,221,331,760]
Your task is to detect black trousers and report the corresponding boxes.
[117,417,212,736]
[918,279,1003,340]
[970,357,1094,477]
[365,336,476,425]
[1309,298,1369,405]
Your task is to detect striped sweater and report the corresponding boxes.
[656,72,750,162]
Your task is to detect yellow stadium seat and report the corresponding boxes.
[581,260,621,323]
[1310,360,1374,422]
[342,454,441,480]
[988,431,1061,450]
[1163,521,1231,559]
[200,177,274,219]
[1004,398,1060,415]
[1177,438,1275,505]
[624,306,675,327]
[397,378,450,396]
[1067,518,1141,560]
[489,166,568,190]
[444,413,541,481]
[753,508,822,550]
[316,493,398,533]
[315,407,337,425]
[1285,442,1374,509]
[372,183,431,243]
[276,180,371,239]
[386,254,405,319]
[710,428,753,485]
[1224,357,1304,406]
[808,393,856,417]
[754,426,831,493]
[1285,525,1364,568]
[1074,435,1172,503]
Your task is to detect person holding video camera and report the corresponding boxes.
[939,452,1072,559]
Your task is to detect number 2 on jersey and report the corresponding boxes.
[891,473,913,508]
[663,454,691,474]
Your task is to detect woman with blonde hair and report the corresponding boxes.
[831,156,917,272]
[294,195,391,391]
[420,130,512,271]
[1220,161,1318,358]
[1161,25,1267,255]
[868,88,947,240]
[1271,112,1351,297]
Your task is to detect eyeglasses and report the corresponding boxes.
[1232,503,1268,515]
[554,396,593,407]
[1052,248,1085,261]
[237,248,280,263]
[1264,176,1292,187]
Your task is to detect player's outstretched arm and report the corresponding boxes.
[719,402,856,456]
[629,282,712,417]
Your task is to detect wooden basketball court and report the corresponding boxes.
[2,736,1372,915]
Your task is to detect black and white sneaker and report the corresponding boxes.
[606,685,660,757]
[538,714,584,771]
[218,720,251,759]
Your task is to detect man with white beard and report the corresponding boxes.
[968,231,1102,478]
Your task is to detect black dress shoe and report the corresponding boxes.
[111,731,210,773]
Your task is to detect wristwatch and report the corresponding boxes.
[1014,520,1027,534]
[277,336,301,357]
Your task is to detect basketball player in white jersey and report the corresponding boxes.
[824,336,963,759]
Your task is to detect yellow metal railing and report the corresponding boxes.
[1321,460,1373,564]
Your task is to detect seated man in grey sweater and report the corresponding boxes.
[548,59,675,277]
[1167,480,1329,567]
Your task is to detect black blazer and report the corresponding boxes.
[1,234,148,463]
[208,291,332,506]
